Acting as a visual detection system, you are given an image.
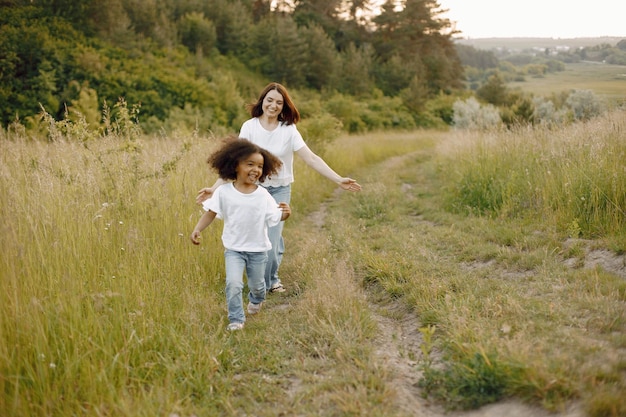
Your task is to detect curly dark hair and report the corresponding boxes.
[207,136,282,182]
[246,82,301,125]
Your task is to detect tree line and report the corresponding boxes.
[0,0,464,132]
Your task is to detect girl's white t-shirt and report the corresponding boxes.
[239,118,306,187]
[202,183,283,252]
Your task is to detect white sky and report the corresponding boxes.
[437,0,626,39]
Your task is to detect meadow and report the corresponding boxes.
[1,110,625,416]
[509,61,626,106]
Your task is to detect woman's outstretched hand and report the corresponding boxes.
[195,187,214,205]
[338,178,362,192]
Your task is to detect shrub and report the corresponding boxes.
[298,112,343,155]
[533,97,567,127]
[452,97,501,130]
[565,89,605,121]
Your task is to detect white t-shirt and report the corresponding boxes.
[239,118,306,187]
[202,183,283,252]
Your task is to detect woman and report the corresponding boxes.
[196,82,361,293]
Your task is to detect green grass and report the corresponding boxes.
[440,111,626,242]
[322,114,626,415]
[509,62,626,106]
[1,114,625,416]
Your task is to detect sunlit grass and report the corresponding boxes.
[509,62,626,107]
[324,113,626,415]
[440,111,626,244]
[2,112,625,416]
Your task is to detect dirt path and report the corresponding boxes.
[308,155,590,417]
[368,297,585,417]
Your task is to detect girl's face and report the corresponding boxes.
[235,152,264,185]
[262,89,284,119]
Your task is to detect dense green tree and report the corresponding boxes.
[372,0,462,96]
[299,24,340,90]
[400,74,430,114]
[246,15,308,86]
[0,0,469,128]
[89,0,132,42]
[476,72,508,107]
[122,0,177,47]
[202,0,253,56]
[373,54,416,96]
[292,0,343,36]
[292,0,372,51]
[337,43,375,96]
[29,0,96,33]
[178,12,217,56]
[0,7,81,122]
[455,44,498,70]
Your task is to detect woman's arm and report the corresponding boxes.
[195,178,227,204]
[295,145,362,191]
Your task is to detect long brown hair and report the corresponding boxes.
[246,82,301,125]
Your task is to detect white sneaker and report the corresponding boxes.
[247,302,263,315]
[269,283,285,293]
[227,322,244,331]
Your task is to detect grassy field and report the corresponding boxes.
[1,109,625,416]
[456,37,625,51]
[508,62,626,106]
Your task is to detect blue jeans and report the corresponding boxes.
[224,250,267,324]
[263,185,291,290]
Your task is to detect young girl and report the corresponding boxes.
[196,82,361,295]
[191,137,291,331]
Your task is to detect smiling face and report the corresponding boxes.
[235,152,264,187]
[261,89,284,119]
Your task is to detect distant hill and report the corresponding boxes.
[454,37,625,50]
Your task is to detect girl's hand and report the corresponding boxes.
[338,178,361,192]
[190,231,202,245]
[278,202,291,220]
[195,187,214,204]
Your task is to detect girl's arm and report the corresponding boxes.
[295,145,362,191]
[195,178,227,204]
[190,210,218,245]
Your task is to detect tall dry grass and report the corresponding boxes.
[440,110,626,244]
[1,119,419,415]
[2,111,624,416]
[322,113,626,415]
[0,131,231,415]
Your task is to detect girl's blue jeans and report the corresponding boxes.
[263,185,291,290]
[224,250,267,324]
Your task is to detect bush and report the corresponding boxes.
[565,89,605,121]
[533,97,567,127]
[298,112,343,155]
[452,97,501,130]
